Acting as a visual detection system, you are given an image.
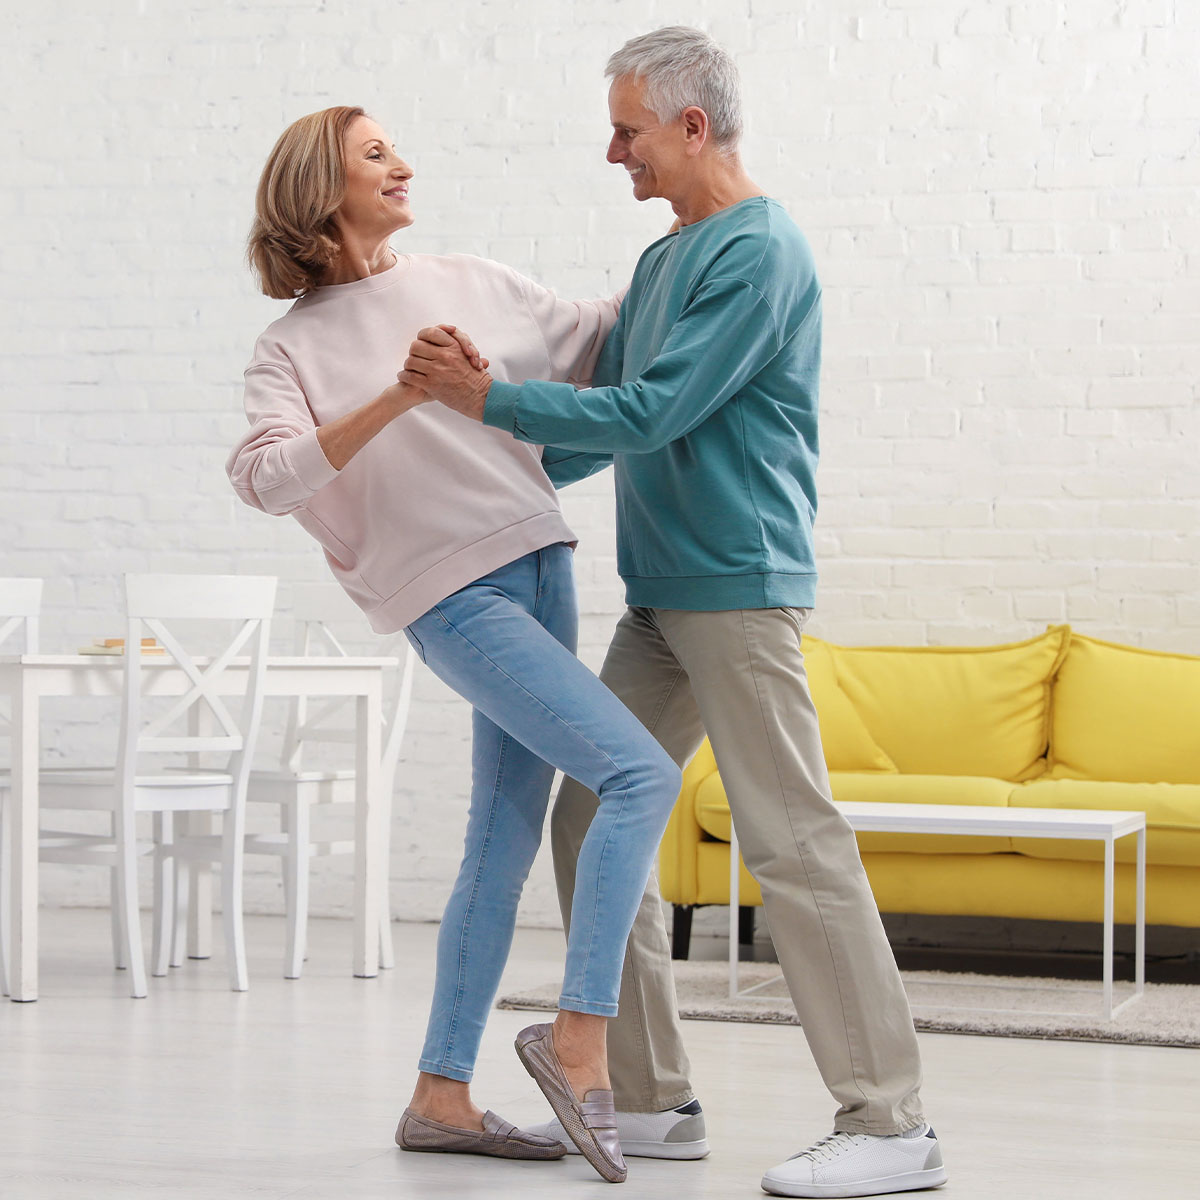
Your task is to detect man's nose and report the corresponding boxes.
[606,134,624,164]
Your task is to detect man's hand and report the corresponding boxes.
[399,325,493,423]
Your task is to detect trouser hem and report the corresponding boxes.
[417,1058,473,1083]
[613,1088,696,1114]
[832,1113,927,1137]
[558,996,620,1017]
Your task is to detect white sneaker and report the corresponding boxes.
[761,1125,947,1197]
[524,1099,710,1159]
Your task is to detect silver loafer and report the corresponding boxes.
[394,1106,567,1159]
[514,1023,627,1183]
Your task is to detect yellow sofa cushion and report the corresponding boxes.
[802,637,897,773]
[860,852,1200,926]
[831,772,1015,855]
[826,627,1069,781]
[1048,633,1200,785]
[1011,778,1200,867]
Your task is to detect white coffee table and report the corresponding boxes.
[727,802,1146,1020]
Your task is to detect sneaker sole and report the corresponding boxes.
[761,1165,948,1198]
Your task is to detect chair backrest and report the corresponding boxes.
[0,578,42,653]
[275,584,415,793]
[116,574,277,795]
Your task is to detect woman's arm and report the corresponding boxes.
[316,382,423,470]
[227,357,426,516]
[516,273,629,387]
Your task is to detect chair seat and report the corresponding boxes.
[251,767,357,784]
[39,768,235,813]
[39,768,233,788]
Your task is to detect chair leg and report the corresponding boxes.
[170,858,189,969]
[151,812,174,978]
[110,813,127,972]
[222,816,249,993]
[284,802,310,980]
[738,905,756,948]
[280,804,294,921]
[378,896,395,972]
[115,809,147,998]
[378,787,395,972]
[0,796,9,997]
[671,904,694,961]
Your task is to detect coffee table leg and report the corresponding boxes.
[1135,828,1146,998]
[1102,836,1115,1020]
[728,826,740,999]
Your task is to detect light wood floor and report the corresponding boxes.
[2,910,1196,1199]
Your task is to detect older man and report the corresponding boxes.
[402,26,946,1199]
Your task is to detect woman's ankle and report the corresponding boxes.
[552,1012,611,1097]
[408,1072,486,1129]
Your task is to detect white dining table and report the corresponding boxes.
[1,652,398,1002]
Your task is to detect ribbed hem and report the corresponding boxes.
[283,427,340,494]
[360,511,576,633]
[624,571,817,612]
[483,380,523,433]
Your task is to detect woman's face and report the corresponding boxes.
[335,115,415,241]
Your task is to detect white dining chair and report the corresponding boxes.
[36,573,276,996]
[0,578,43,997]
[243,611,415,978]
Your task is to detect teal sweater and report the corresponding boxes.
[484,196,822,611]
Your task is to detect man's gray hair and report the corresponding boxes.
[606,26,743,153]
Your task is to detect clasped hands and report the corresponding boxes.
[398,325,492,422]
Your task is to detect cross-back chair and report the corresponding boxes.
[36,573,276,996]
[244,596,414,978]
[0,578,43,997]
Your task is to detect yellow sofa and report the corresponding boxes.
[660,626,1200,956]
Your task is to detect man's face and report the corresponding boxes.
[606,75,689,203]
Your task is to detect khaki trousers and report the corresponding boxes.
[550,606,926,1134]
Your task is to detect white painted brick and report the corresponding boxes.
[11,0,1198,926]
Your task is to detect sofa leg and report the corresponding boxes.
[739,905,755,948]
[671,905,694,960]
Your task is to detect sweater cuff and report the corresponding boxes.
[286,427,340,492]
[483,380,523,435]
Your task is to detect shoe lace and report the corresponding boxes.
[792,1131,867,1164]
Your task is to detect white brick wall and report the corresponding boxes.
[5,1,1198,930]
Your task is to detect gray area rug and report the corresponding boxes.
[497,960,1200,1048]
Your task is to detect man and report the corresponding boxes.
[401,26,947,1199]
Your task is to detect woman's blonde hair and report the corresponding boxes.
[247,105,366,299]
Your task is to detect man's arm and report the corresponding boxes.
[540,445,614,488]
[404,276,811,453]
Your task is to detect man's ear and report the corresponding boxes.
[681,106,710,157]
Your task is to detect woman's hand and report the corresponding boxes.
[399,325,493,422]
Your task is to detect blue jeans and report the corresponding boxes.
[403,544,681,1082]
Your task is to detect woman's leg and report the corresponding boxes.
[405,546,680,1094]
[411,707,556,1124]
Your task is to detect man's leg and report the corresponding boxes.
[550,606,707,1115]
[657,606,926,1135]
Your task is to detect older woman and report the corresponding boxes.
[227,106,681,1184]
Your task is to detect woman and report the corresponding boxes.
[226,106,680,1184]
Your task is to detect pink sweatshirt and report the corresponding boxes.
[227,253,619,632]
